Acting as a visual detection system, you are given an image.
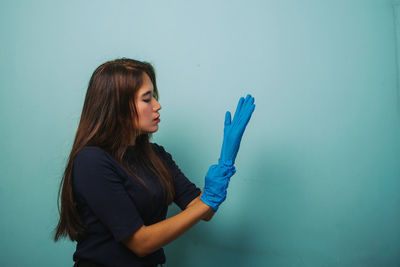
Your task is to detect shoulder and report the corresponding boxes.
[150,142,165,154]
[72,147,122,189]
[73,146,116,169]
[151,142,176,164]
[151,142,172,159]
[75,146,107,160]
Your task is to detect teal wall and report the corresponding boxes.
[1,0,399,266]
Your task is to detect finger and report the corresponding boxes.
[224,111,231,126]
[244,94,252,105]
[243,104,255,126]
[233,97,244,119]
[243,94,254,111]
[237,103,255,129]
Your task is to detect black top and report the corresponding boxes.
[72,143,201,267]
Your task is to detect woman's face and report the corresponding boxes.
[135,73,162,134]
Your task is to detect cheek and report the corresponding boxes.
[137,105,152,121]
[143,106,153,117]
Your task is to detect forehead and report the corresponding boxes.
[137,73,154,96]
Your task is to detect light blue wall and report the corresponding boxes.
[1,0,399,266]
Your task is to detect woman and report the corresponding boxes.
[53,58,255,267]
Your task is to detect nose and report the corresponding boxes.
[153,98,161,111]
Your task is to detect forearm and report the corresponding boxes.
[187,193,215,221]
[123,199,212,257]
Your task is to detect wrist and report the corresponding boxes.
[218,158,234,167]
[196,194,217,213]
[200,193,220,212]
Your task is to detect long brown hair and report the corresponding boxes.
[53,58,175,242]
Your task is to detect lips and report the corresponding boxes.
[153,115,160,122]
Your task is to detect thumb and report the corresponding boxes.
[224,111,231,126]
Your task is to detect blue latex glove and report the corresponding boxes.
[200,162,236,211]
[219,94,255,165]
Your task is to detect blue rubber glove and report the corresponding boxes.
[219,94,255,165]
[200,162,236,211]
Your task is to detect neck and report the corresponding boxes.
[130,139,135,146]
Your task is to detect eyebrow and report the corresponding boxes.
[141,90,153,97]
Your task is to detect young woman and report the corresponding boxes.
[53,58,255,267]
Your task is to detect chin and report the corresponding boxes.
[145,127,159,134]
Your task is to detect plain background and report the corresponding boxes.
[1,0,400,266]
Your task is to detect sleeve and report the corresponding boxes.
[72,147,144,242]
[152,143,201,210]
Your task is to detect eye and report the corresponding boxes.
[143,98,151,103]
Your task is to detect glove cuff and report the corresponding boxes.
[218,158,234,167]
[200,194,220,212]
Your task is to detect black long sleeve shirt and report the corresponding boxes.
[72,143,201,267]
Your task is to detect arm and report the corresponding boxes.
[186,191,215,221]
[124,95,254,257]
[122,199,212,257]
